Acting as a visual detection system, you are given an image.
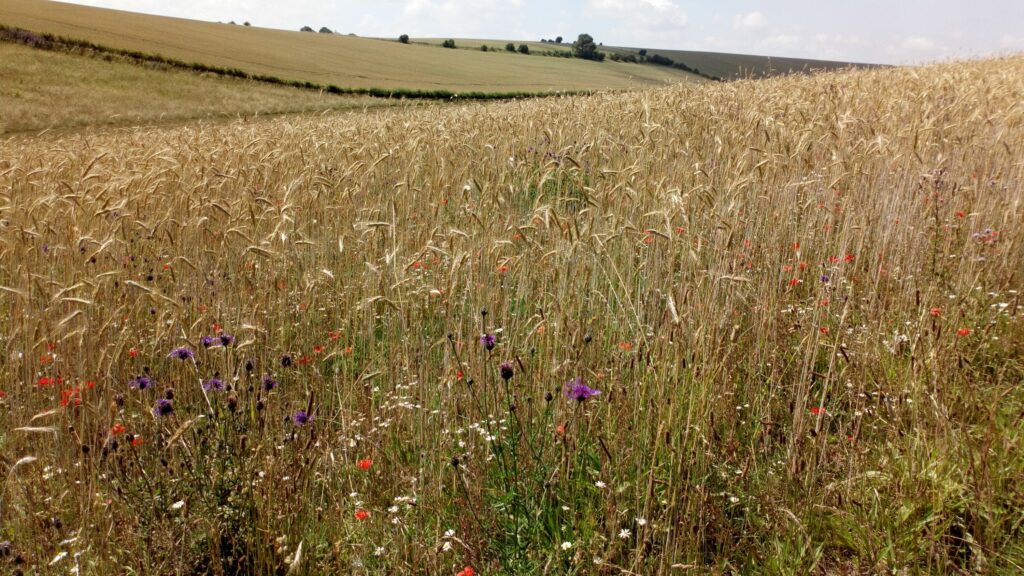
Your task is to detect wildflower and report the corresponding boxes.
[131,435,144,446]
[152,398,174,417]
[357,459,372,470]
[203,376,224,392]
[169,347,195,360]
[456,567,474,576]
[130,375,154,390]
[280,355,293,368]
[200,336,216,348]
[0,390,6,398]
[618,529,631,539]
[595,480,606,489]
[292,410,312,426]
[844,254,855,263]
[354,509,369,521]
[456,369,464,381]
[111,423,127,435]
[555,422,566,435]
[329,330,341,341]
[128,347,139,358]
[929,307,942,317]
[313,345,324,354]
[956,328,972,337]
[565,377,601,402]
[819,327,830,335]
[561,541,573,550]
[499,361,514,381]
[262,375,278,391]
[809,406,826,416]
[820,274,830,283]
[480,333,496,351]
[788,278,801,287]
[218,334,234,347]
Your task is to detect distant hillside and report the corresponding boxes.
[0,0,702,93]
[0,42,394,134]
[414,38,878,80]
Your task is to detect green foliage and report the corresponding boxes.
[442,38,456,49]
[518,43,529,55]
[572,33,604,61]
[505,42,516,52]
[398,34,409,44]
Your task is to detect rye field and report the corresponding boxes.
[0,55,1022,575]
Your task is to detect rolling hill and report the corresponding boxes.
[0,0,702,92]
[0,42,397,134]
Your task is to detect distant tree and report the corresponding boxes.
[300,26,314,32]
[572,33,603,61]
[228,20,236,25]
[319,27,333,34]
[638,48,647,56]
[518,44,529,54]
[555,36,562,43]
[505,42,516,52]
[481,45,488,51]
[442,39,456,48]
[399,34,410,43]
[243,21,251,26]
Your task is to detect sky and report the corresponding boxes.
[65,0,1024,64]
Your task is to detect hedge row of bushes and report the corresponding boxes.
[0,25,592,101]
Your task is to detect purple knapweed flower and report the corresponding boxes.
[280,355,293,368]
[480,334,496,351]
[200,336,216,348]
[152,398,174,417]
[292,410,312,426]
[169,347,195,360]
[203,377,224,392]
[129,375,154,390]
[262,375,279,391]
[565,377,601,402]
[500,361,514,381]
[218,334,234,347]
[820,274,830,283]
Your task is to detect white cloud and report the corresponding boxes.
[1001,35,1024,50]
[732,11,766,32]
[763,34,800,47]
[589,0,688,46]
[900,36,936,52]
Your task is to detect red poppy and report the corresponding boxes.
[162,263,171,270]
[354,509,369,521]
[956,328,972,337]
[457,567,474,576]
[40,354,53,365]
[313,346,324,355]
[844,254,855,263]
[0,391,7,398]
[618,341,633,351]
[128,348,139,358]
[819,327,830,335]
[556,423,566,435]
[798,261,808,270]
[131,436,144,447]
[497,264,509,273]
[929,307,941,317]
[357,459,372,470]
[456,370,464,381]
[788,278,800,287]
[827,255,839,264]
[955,211,965,219]
[329,330,341,341]
[37,376,55,386]
[791,242,801,250]
[810,406,826,416]
[111,423,127,435]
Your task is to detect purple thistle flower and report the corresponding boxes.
[152,398,174,417]
[169,347,195,360]
[480,334,496,351]
[500,361,514,381]
[219,334,234,347]
[565,377,601,402]
[203,377,224,392]
[292,410,312,426]
[262,375,279,391]
[200,336,216,348]
[820,274,830,283]
[130,375,154,390]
